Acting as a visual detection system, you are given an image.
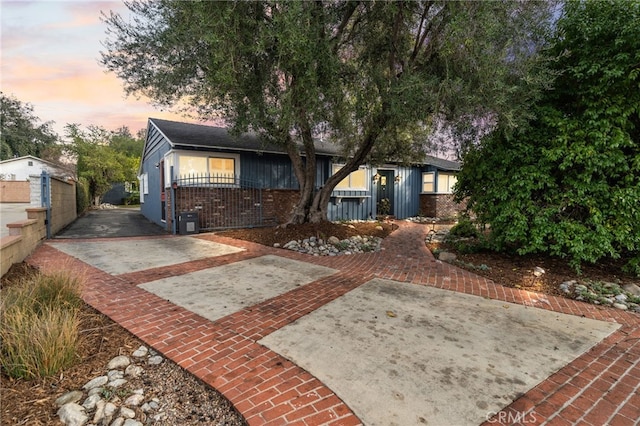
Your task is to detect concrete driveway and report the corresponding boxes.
[30,221,638,425]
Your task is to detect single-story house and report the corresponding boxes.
[139,118,463,233]
[0,155,74,203]
[0,155,72,181]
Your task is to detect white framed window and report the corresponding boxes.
[332,164,368,190]
[422,172,435,193]
[437,173,458,193]
[139,173,148,203]
[176,152,240,185]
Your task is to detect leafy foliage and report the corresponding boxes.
[456,0,640,274]
[447,219,480,239]
[101,0,556,223]
[64,124,141,206]
[0,93,59,161]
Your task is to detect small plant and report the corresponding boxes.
[377,198,391,216]
[0,271,84,379]
[334,241,351,251]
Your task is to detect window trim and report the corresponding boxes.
[172,151,241,186]
[437,172,457,194]
[332,163,369,191]
[421,172,435,193]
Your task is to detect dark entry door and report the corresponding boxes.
[376,170,395,216]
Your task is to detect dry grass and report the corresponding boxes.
[0,271,84,379]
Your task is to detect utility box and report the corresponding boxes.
[179,212,199,235]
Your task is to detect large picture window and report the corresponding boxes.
[332,164,367,190]
[177,153,238,182]
[437,173,457,193]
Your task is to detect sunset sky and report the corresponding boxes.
[1,0,195,138]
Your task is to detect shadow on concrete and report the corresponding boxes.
[55,208,168,239]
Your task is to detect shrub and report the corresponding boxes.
[0,271,84,379]
[447,219,480,239]
[1,305,80,379]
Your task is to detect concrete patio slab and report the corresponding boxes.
[139,255,337,322]
[49,236,244,274]
[259,278,620,426]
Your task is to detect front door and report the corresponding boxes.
[376,170,395,217]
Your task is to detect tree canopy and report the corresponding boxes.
[102,0,556,223]
[456,0,640,274]
[0,93,60,161]
[64,124,142,206]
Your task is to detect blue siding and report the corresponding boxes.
[141,121,430,226]
[140,125,171,228]
[240,153,299,189]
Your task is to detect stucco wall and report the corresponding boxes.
[0,208,47,277]
[0,181,30,202]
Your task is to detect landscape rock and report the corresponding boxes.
[57,403,88,426]
[438,251,457,263]
[622,283,640,297]
[124,393,145,406]
[55,391,84,407]
[615,294,628,303]
[83,376,108,390]
[123,419,143,426]
[613,303,628,311]
[125,364,144,378]
[131,346,148,358]
[148,355,164,365]
[111,418,125,426]
[81,394,102,410]
[109,378,128,388]
[533,267,545,277]
[107,355,130,370]
[327,236,340,245]
[120,406,136,419]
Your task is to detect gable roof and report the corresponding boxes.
[0,155,53,167]
[148,118,460,170]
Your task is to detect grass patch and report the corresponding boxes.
[1,271,84,379]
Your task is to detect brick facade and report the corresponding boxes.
[168,187,300,232]
[419,194,467,219]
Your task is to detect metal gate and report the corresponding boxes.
[170,174,266,232]
[40,171,51,238]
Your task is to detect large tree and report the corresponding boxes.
[65,124,141,206]
[0,93,59,161]
[102,0,555,224]
[456,0,640,274]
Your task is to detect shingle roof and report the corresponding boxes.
[422,155,461,171]
[149,118,460,170]
[150,118,339,156]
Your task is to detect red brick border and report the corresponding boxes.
[27,222,639,425]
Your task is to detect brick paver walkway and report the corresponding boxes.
[26,222,639,425]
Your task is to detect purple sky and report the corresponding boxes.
[1,0,196,138]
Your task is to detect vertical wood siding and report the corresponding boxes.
[140,125,170,228]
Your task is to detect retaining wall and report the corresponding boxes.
[1,177,77,277]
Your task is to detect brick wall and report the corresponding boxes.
[262,189,299,225]
[419,194,467,219]
[0,181,30,202]
[168,187,301,232]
